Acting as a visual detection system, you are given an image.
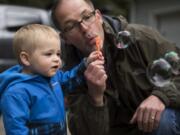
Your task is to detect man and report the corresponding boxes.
[51,0,180,135]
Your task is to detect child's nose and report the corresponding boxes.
[53,55,60,61]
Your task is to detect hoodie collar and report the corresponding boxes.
[0,65,38,97]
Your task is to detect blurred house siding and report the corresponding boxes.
[129,0,180,46]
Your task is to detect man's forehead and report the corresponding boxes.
[56,0,93,23]
[57,0,93,13]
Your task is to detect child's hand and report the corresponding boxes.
[85,51,104,67]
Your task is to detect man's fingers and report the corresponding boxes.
[136,108,144,131]
[142,108,150,132]
[130,111,137,124]
[147,109,156,132]
[154,110,162,129]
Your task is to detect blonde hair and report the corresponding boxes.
[13,24,60,64]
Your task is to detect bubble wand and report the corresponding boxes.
[95,36,102,58]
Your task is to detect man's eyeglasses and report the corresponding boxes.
[62,10,96,34]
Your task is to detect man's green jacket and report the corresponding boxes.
[61,15,180,135]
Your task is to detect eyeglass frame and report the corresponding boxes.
[62,10,96,34]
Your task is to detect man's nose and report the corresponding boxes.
[79,22,89,32]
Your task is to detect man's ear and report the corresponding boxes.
[20,51,30,66]
[96,9,103,24]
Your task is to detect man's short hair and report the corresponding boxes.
[51,0,94,30]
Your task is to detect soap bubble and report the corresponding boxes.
[164,51,180,75]
[147,58,172,87]
[116,30,131,49]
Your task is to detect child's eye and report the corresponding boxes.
[57,52,60,56]
[44,53,52,56]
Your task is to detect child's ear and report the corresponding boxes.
[20,51,30,66]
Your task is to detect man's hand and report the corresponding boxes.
[130,95,165,132]
[84,58,107,106]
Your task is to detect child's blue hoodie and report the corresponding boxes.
[0,63,85,135]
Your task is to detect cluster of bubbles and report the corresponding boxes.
[115,31,180,87]
[146,51,180,87]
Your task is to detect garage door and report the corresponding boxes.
[156,11,180,46]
